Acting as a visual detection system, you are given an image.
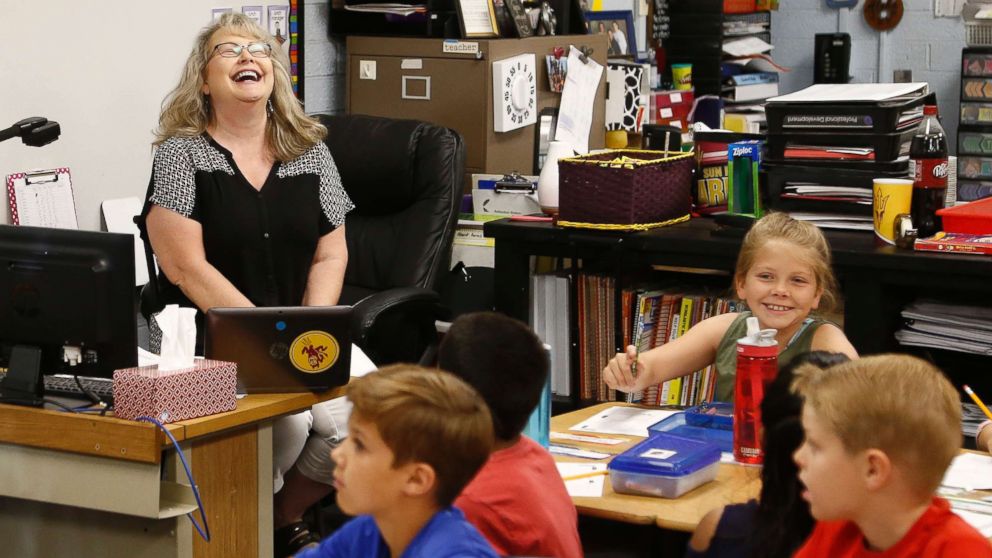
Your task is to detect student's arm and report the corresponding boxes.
[302,225,348,306]
[603,313,737,393]
[146,205,254,312]
[979,421,992,456]
[685,506,724,557]
[809,323,859,360]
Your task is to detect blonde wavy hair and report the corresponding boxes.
[153,13,326,161]
[734,211,838,314]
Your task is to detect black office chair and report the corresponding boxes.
[135,114,463,365]
[318,113,465,366]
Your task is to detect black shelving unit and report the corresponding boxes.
[666,0,771,96]
[485,218,992,410]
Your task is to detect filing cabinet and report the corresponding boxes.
[346,35,607,179]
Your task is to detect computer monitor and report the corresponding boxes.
[0,225,137,399]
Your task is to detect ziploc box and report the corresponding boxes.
[113,360,238,423]
[608,432,721,498]
[727,140,764,218]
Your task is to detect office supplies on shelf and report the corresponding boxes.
[6,167,77,229]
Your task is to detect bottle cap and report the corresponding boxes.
[739,317,778,348]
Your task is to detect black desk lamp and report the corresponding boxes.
[0,117,61,147]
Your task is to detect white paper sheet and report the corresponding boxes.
[722,36,773,57]
[941,453,992,490]
[554,46,604,154]
[556,462,608,497]
[9,169,77,229]
[102,197,149,286]
[769,83,927,103]
[570,406,679,437]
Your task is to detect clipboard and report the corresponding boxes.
[5,167,78,229]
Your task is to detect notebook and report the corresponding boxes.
[205,306,353,393]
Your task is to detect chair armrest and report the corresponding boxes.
[351,287,448,365]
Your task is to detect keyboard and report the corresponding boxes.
[0,372,114,403]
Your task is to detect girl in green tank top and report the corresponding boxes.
[602,213,858,402]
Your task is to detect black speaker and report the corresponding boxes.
[814,33,851,84]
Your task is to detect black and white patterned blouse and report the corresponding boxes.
[141,134,354,308]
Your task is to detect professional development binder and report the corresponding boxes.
[5,167,77,228]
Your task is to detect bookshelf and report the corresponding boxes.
[958,47,992,203]
[485,218,992,410]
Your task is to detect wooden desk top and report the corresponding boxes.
[0,387,346,465]
[552,403,761,531]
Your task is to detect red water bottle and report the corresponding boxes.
[734,317,778,465]
[910,104,948,239]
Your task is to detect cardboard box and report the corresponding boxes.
[471,173,540,218]
[113,360,238,423]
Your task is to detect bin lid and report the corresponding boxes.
[608,433,721,477]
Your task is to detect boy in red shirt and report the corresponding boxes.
[792,354,992,557]
[438,312,583,558]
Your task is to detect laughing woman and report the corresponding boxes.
[140,13,354,556]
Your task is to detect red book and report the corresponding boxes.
[914,232,992,255]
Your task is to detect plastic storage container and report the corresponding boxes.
[936,196,992,234]
[608,433,721,498]
[648,402,734,453]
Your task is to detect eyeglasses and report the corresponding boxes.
[211,42,272,59]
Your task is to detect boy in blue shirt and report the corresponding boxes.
[296,364,498,558]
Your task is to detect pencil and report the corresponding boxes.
[625,347,639,404]
[965,385,992,422]
[561,470,609,482]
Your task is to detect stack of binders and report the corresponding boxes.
[761,83,927,230]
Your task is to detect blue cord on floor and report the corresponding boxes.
[137,416,211,542]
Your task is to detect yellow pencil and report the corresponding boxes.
[964,385,992,422]
[561,470,609,482]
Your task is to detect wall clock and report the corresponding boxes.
[493,53,537,133]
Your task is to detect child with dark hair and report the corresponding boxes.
[686,351,850,558]
[438,312,583,558]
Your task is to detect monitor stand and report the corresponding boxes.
[0,345,44,406]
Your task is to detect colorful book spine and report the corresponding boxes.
[914,232,992,255]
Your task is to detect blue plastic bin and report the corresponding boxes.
[648,402,734,453]
[608,433,721,498]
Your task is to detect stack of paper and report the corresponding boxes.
[785,212,873,231]
[895,300,992,356]
[781,184,872,205]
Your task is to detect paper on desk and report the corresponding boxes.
[769,83,927,103]
[101,197,148,287]
[942,453,992,490]
[557,462,607,497]
[570,406,679,437]
[554,46,604,155]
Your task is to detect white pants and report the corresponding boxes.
[272,396,352,492]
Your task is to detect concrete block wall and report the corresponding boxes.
[772,0,966,153]
[304,0,347,116]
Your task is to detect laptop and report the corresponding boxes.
[205,306,353,393]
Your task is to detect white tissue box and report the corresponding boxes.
[113,360,238,423]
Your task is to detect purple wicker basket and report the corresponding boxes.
[558,150,695,230]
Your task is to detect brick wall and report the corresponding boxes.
[304,0,347,116]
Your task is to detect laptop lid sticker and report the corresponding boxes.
[290,330,340,373]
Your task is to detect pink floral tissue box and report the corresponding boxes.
[113,359,238,423]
